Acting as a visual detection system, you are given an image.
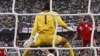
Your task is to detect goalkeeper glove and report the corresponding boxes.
[23,33,39,47]
[67,27,74,31]
[23,35,34,48]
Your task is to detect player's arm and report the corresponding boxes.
[73,32,78,40]
[4,49,7,56]
[56,15,73,31]
[73,26,79,41]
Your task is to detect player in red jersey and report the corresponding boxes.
[72,16,92,56]
[0,48,6,56]
[73,16,92,47]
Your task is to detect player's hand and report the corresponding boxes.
[23,36,34,48]
[67,27,74,31]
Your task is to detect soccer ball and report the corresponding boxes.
[47,53,54,56]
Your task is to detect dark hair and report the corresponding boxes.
[42,3,50,11]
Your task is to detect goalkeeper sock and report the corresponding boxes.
[22,49,30,56]
[64,42,75,56]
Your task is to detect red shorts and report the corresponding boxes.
[82,39,90,47]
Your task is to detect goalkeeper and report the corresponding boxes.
[22,3,74,56]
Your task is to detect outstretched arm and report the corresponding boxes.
[56,15,74,31]
[73,32,78,40]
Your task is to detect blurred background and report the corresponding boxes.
[0,0,100,56]
[0,15,15,47]
[0,0,12,13]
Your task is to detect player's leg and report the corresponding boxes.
[82,39,89,47]
[22,49,30,56]
[78,39,88,56]
[22,38,41,56]
[55,36,75,56]
[62,37,75,56]
[22,41,36,56]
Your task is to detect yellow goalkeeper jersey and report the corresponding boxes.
[31,11,68,36]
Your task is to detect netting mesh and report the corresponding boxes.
[0,0,100,56]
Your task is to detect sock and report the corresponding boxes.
[22,49,30,56]
[64,42,75,56]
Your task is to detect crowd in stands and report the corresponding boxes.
[0,15,15,47]
[0,0,99,14]
[15,0,88,14]
[91,0,100,13]
[18,16,34,29]
[0,15,15,29]
[0,0,12,13]
[15,0,49,13]
[53,0,88,14]
[94,16,100,47]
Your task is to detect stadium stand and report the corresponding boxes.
[0,15,15,47]
[0,0,12,13]
[91,0,100,13]
[0,0,100,56]
[15,0,89,14]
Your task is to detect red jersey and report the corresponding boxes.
[0,49,5,56]
[77,22,92,41]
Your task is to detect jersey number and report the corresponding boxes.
[45,15,47,24]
